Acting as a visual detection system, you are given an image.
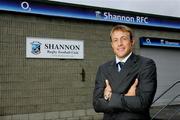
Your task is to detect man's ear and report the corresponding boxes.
[131,39,135,45]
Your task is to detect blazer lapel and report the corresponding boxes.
[107,53,140,93]
[119,53,138,82]
[107,60,120,83]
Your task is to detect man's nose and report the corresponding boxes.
[117,39,123,45]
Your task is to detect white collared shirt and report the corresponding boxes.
[116,52,132,71]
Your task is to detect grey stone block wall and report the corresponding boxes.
[1,9,180,119]
[0,11,114,117]
[0,109,103,120]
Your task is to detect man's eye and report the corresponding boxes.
[113,39,117,42]
[121,37,129,41]
[122,38,127,40]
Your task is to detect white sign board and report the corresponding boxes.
[26,37,84,59]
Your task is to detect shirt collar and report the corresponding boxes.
[116,52,132,64]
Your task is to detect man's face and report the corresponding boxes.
[111,30,135,59]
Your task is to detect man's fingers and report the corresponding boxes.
[104,80,112,100]
[105,80,112,92]
[105,80,109,86]
[132,79,138,87]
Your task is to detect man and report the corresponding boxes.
[93,25,157,120]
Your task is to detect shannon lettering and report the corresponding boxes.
[45,44,80,50]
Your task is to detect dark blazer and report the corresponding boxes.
[93,53,157,120]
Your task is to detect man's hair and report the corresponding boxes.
[110,25,134,41]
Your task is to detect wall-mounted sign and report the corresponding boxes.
[140,37,180,48]
[26,37,84,59]
[0,0,180,29]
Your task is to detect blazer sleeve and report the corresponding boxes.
[93,66,113,113]
[108,59,157,113]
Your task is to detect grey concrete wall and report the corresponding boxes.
[0,109,103,120]
[0,12,113,116]
[1,11,180,120]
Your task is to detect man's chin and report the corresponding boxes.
[117,54,126,59]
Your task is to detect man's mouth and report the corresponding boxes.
[117,47,125,52]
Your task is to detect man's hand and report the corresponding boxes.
[125,79,138,96]
[104,80,112,101]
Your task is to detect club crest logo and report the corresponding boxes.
[160,39,164,44]
[95,11,102,19]
[31,41,41,55]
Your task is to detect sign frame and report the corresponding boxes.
[140,37,180,48]
[26,37,84,59]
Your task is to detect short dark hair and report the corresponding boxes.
[110,25,134,41]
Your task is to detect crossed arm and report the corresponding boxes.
[104,79,138,101]
[93,59,157,113]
